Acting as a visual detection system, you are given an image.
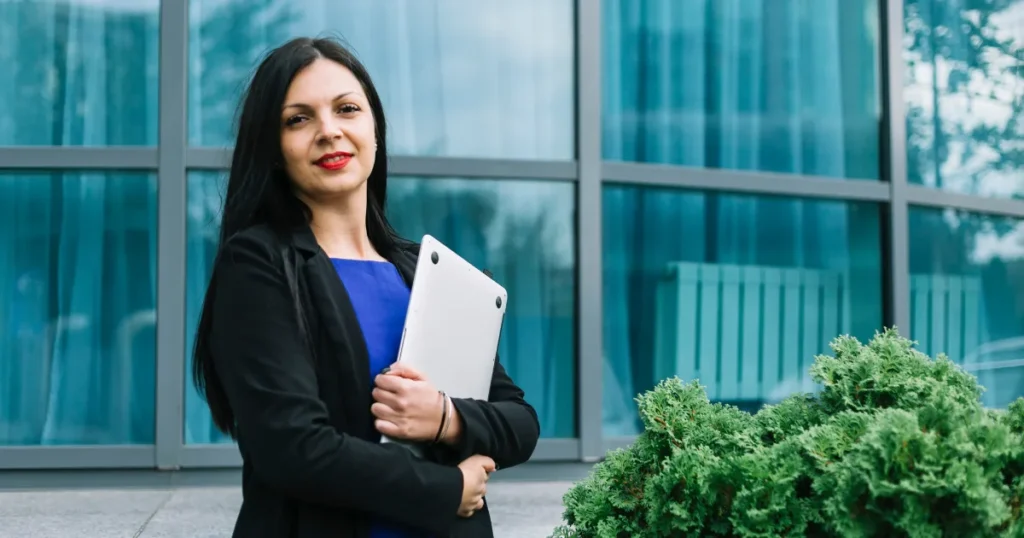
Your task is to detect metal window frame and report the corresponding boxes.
[154,0,189,472]
[881,0,911,333]
[602,162,892,201]
[6,0,1024,474]
[185,148,579,180]
[0,147,157,169]
[575,0,604,462]
[0,447,156,470]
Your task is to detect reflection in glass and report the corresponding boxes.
[0,172,157,445]
[184,174,577,443]
[904,0,1024,199]
[602,0,881,179]
[0,1,160,146]
[188,0,574,160]
[602,186,883,436]
[909,207,1024,408]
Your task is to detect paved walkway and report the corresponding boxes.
[0,480,573,537]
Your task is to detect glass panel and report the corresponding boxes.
[908,207,1024,408]
[184,172,229,445]
[188,0,574,160]
[185,174,576,443]
[388,178,577,438]
[0,1,160,146]
[904,0,1024,198]
[0,172,157,446]
[602,0,882,179]
[602,186,883,436]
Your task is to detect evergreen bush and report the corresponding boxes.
[551,329,1024,538]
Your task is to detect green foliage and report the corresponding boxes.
[551,329,1024,538]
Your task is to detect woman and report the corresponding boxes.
[191,36,540,538]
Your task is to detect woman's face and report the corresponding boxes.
[279,58,377,205]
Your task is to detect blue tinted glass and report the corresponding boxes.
[602,186,883,436]
[0,1,160,146]
[909,207,1024,408]
[184,172,230,445]
[187,0,575,160]
[602,0,881,179]
[184,174,576,443]
[904,0,1024,198]
[0,172,157,446]
[388,178,577,438]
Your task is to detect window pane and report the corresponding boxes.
[909,207,1024,408]
[184,174,576,443]
[602,0,882,179]
[184,172,229,445]
[0,172,157,446]
[0,1,160,146]
[602,186,883,436]
[388,178,577,438]
[187,0,574,160]
[904,0,1024,198]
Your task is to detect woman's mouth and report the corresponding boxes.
[315,152,352,171]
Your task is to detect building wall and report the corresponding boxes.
[0,0,1022,470]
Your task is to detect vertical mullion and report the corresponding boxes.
[880,0,910,332]
[576,0,604,461]
[155,0,189,471]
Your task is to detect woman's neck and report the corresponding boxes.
[308,205,384,262]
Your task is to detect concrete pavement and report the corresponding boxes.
[0,480,574,537]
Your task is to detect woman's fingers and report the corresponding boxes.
[370,402,399,422]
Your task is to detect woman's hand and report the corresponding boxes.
[457,454,495,517]
[372,363,448,442]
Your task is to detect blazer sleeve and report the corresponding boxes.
[208,233,463,536]
[429,357,541,469]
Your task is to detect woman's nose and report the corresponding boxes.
[318,115,344,141]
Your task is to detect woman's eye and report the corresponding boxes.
[338,104,360,114]
[284,115,306,127]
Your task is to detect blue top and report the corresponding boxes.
[331,258,427,538]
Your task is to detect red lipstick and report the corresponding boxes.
[315,152,352,171]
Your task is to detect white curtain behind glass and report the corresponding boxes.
[188,0,574,160]
[183,176,578,442]
[184,173,229,444]
[0,1,159,446]
[386,179,577,439]
[0,172,158,445]
[602,0,866,174]
[600,0,880,436]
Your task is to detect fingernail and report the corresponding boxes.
[380,367,391,374]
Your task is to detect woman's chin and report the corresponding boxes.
[308,175,368,200]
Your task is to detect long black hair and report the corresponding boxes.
[191,36,402,437]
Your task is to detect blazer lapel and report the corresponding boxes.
[289,226,374,436]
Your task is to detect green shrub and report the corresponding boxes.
[551,329,1024,538]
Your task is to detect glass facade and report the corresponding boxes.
[1,0,1023,469]
[0,1,161,146]
[602,0,882,179]
[904,0,1024,198]
[0,171,157,445]
[187,0,575,159]
[908,207,1024,408]
[184,173,577,443]
[602,188,883,436]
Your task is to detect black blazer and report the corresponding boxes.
[206,223,541,538]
